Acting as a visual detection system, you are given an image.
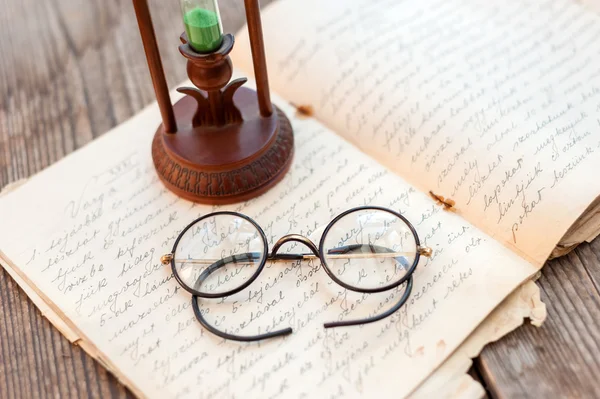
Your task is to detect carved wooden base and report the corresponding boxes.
[151,87,294,204]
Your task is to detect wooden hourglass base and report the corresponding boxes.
[151,87,294,204]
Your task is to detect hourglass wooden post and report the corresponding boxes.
[133,0,294,204]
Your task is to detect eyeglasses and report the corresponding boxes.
[161,206,431,341]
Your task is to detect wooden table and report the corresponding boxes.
[0,0,599,397]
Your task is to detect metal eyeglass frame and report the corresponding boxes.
[161,206,432,342]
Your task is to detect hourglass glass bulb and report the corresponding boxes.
[180,0,224,53]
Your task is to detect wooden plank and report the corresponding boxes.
[477,238,600,398]
[0,270,132,398]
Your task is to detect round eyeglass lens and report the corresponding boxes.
[322,208,417,290]
[173,213,267,296]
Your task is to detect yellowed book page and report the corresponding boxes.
[0,80,536,398]
[233,0,600,265]
[0,244,544,399]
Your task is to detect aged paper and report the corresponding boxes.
[0,79,538,398]
[1,173,547,399]
[233,0,600,265]
[1,178,548,399]
[0,222,545,399]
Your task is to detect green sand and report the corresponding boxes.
[184,8,223,53]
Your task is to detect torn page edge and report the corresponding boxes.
[551,195,600,259]
[409,280,547,399]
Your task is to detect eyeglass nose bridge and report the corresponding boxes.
[270,234,320,258]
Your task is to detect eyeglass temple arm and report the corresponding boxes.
[193,248,385,291]
[190,244,415,341]
[191,252,292,342]
[191,245,407,286]
[169,244,420,265]
[328,244,412,272]
[327,243,398,255]
[324,275,414,328]
[191,295,293,342]
[193,253,262,289]
[323,243,414,328]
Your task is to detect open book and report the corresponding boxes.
[0,0,599,397]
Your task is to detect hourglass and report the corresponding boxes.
[132,0,294,204]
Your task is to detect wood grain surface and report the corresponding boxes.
[0,0,599,398]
